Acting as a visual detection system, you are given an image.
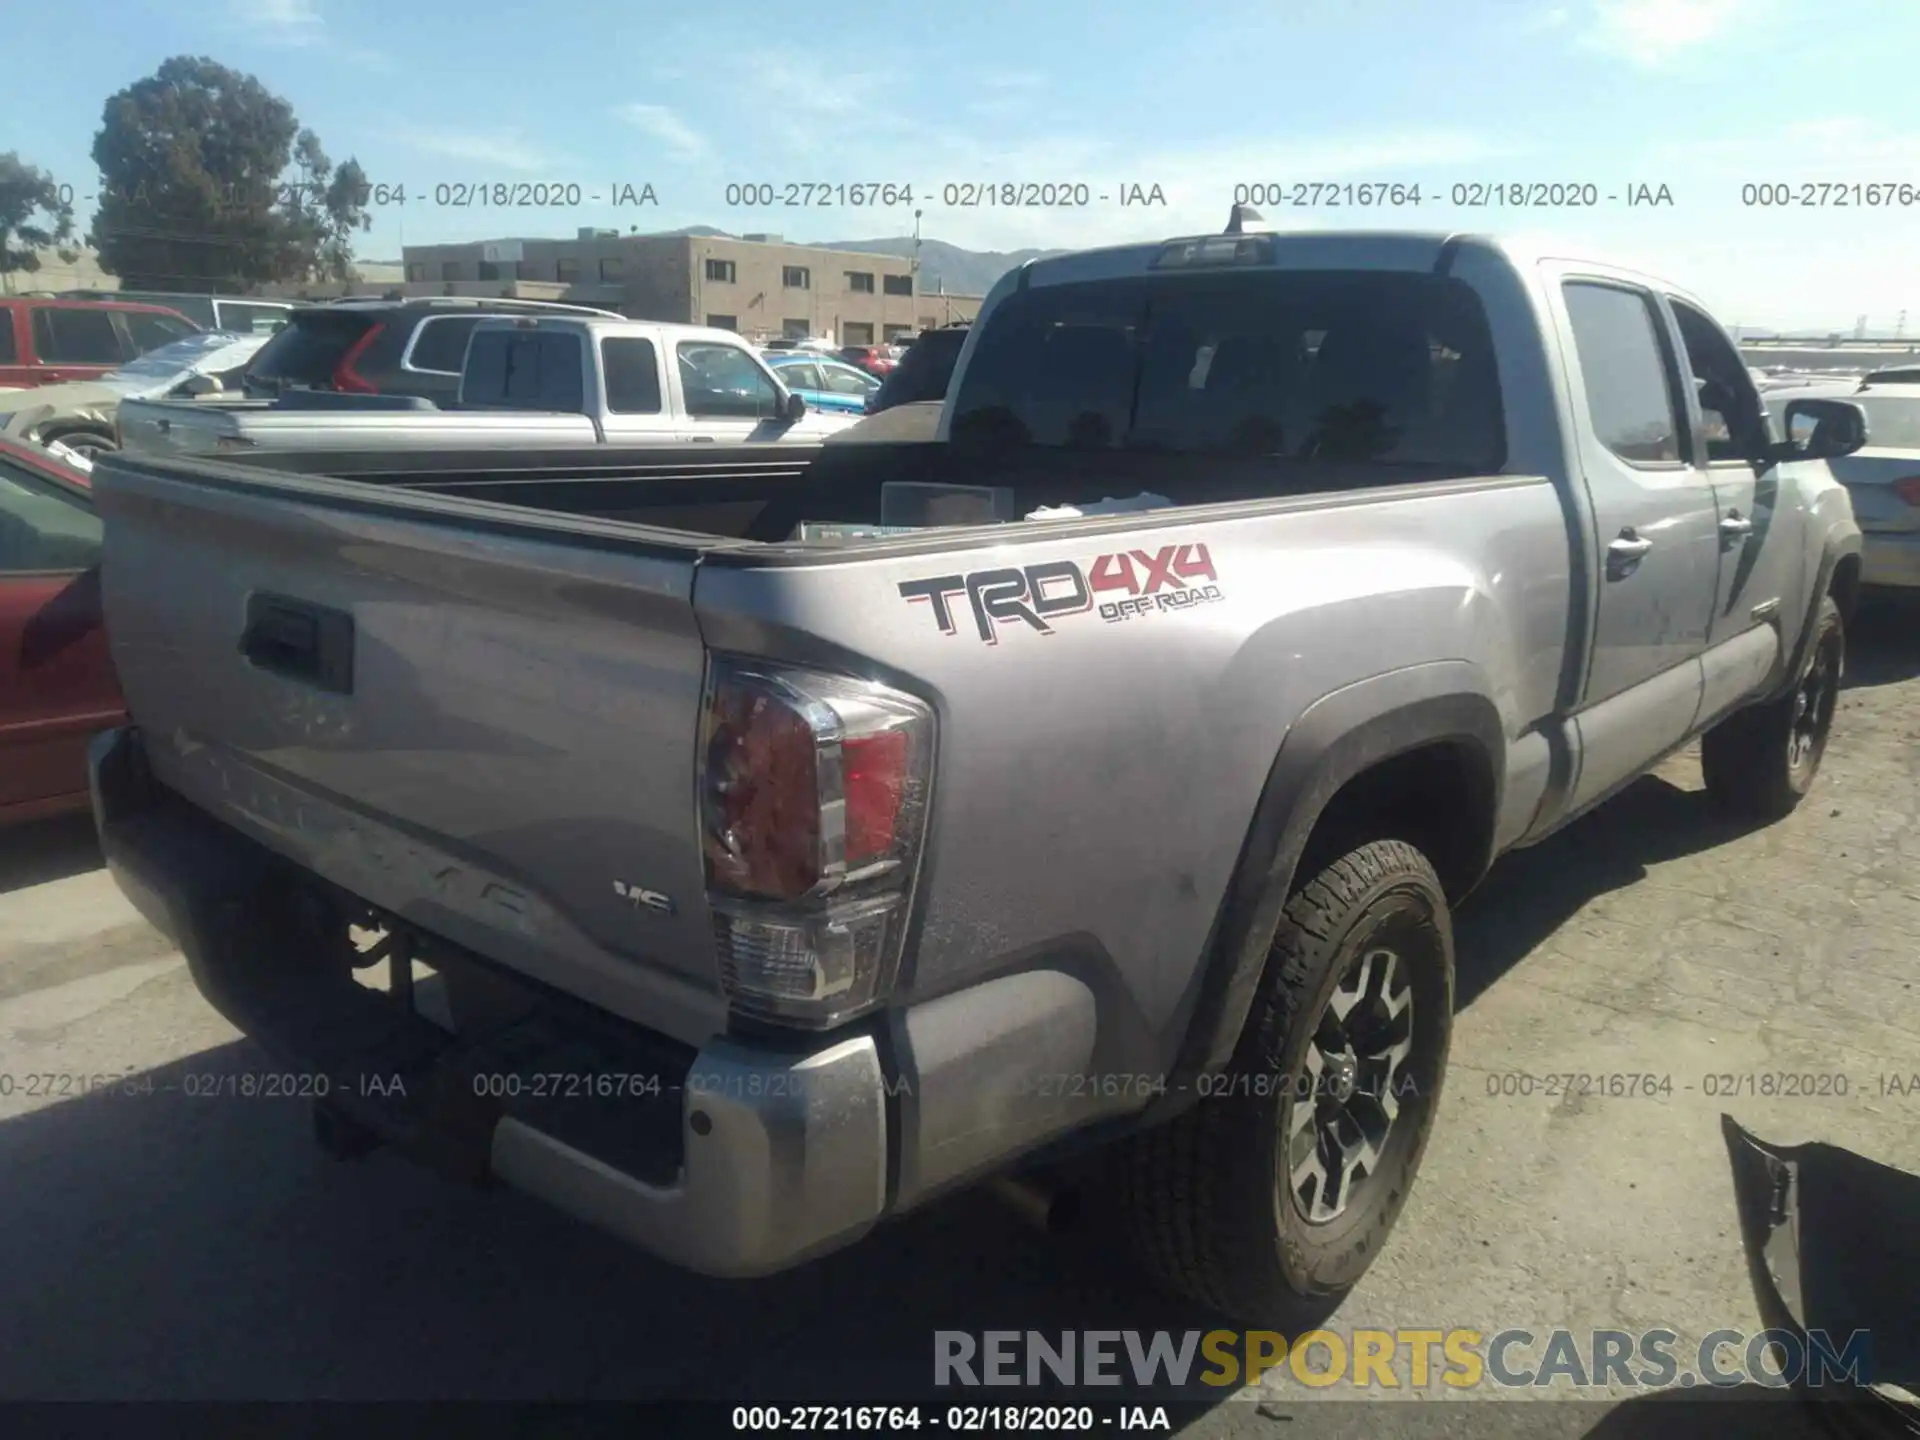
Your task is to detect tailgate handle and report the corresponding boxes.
[241,593,354,694]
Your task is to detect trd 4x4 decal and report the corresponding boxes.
[899,542,1223,644]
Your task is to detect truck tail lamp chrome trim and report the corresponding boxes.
[698,657,935,1028]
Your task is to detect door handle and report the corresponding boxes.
[1605,528,1653,581]
[1720,512,1754,538]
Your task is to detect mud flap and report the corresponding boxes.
[1721,1115,1920,1435]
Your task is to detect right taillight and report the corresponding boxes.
[330,323,385,393]
[1892,476,1920,507]
[699,657,935,1028]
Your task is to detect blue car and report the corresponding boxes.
[762,352,881,415]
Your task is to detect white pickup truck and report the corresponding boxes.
[116,317,861,456]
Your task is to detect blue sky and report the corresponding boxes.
[8,0,1918,330]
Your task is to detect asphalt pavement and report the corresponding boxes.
[3,602,1917,1437]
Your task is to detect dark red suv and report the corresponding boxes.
[0,298,201,388]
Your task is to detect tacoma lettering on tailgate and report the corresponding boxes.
[899,542,1222,644]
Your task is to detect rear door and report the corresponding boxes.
[673,339,792,443]
[0,448,122,815]
[91,456,728,1043]
[27,304,126,383]
[1550,274,1719,809]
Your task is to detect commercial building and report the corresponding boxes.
[399,230,982,341]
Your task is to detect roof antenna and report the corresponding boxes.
[1225,202,1269,235]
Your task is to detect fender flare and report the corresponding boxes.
[1771,533,1862,701]
[1158,663,1506,1102]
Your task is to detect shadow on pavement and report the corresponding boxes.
[1578,1385,1832,1438]
[0,811,103,895]
[1844,591,1920,691]
[1453,775,1750,1010]
[0,1039,1235,1412]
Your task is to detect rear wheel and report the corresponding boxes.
[46,430,116,460]
[1118,838,1454,1324]
[1702,594,1843,821]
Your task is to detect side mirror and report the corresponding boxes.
[1777,398,1869,461]
[783,390,807,422]
[181,372,224,397]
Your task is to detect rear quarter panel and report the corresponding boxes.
[693,477,1571,1075]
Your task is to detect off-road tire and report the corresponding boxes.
[1118,838,1454,1325]
[1701,594,1844,822]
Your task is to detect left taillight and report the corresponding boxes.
[1892,475,1920,507]
[699,657,935,1028]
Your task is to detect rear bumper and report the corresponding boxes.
[87,726,887,1278]
[1860,531,1920,589]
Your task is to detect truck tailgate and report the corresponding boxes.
[90,454,729,1046]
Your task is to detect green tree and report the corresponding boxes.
[0,152,79,290]
[88,55,370,293]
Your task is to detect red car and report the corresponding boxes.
[838,344,897,379]
[0,436,123,825]
[0,296,201,388]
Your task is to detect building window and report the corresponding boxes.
[918,316,937,329]
[842,321,874,344]
[706,258,736,283]
[556,258,579,283]
[846,271,875,294]
[783,318,812,339]
[884,325,912,341]
[600,257,625,281]
[783,266,810,289]
[706,314,738,331]
[883,274,913,297]
[477,261,500,282]
[440,262,463,282]
[406,262,427,281]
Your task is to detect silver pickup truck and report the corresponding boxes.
[86,221,1866,1325]
[115,317,860,456]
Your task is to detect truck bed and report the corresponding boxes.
[205,440,1491,544]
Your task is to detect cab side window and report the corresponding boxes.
[1667,299,1768,463]
[1562,283,1684,465]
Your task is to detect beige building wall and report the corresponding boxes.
[400,231,981,338]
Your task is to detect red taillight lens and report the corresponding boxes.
[702,685,823,898]
[843,729,908,864]
[699,658,935,1027]
[331,323,385,393]
[1893,476,1920,507]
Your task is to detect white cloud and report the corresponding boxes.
[738,53,875,115]
[230,0,323,44]
[1584,0,1747,65]
[397,127,564,174]
[613,104,710,164]
[1523,6,1575,30]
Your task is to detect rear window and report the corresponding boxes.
[461,329,586,412]
[1855,396,1920,450]
[247,311,381,389]
[949,271,1505,468]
